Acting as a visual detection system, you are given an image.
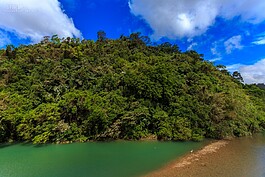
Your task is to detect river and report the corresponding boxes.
[0,141,205,177]
[1,134,264,177]
[146,133,265,177]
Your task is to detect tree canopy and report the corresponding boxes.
[0,33,264,144]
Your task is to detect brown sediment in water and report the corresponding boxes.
[144,140,230,177]
[144,135,265,177]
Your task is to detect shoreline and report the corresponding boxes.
[144,140,229,177]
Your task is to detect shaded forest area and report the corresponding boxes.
[0,33,265,144]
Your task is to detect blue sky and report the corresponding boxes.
[0,0,265,83]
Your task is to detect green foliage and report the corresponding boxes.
[0,33,264,144]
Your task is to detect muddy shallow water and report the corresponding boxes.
[146,134,265,177]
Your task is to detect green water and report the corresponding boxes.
[0,141,205,177]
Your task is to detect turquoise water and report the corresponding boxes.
[0,141,205,177]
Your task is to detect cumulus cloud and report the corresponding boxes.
[224,35,243,54]
[226,63,244,73]
[129,0,265,39]
[0,0,82,43]
[129,0,218,39]
[220,0,265,24]
[239,59,265,84]
[227,59,265,84]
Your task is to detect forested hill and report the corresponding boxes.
[0,33,265,144]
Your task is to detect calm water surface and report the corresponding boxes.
[170,133,265,177]
[2,134,265,177]
[210,133,265,177]
[0,141,205,177]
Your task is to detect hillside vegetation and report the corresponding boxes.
[0,33,265,144]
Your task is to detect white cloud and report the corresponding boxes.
[227,59,265,84]
[252,33,265,45]
[211,47,219,56]
[0,0,82,43]
[226,64,244,73]
[240,59,265,84]
[187,42,197,50]
[209,57,222,62]
[129,0,219,39]
[224,35,243,54]
[129,0,265,39]
[210,41,223,56]
[253,38,265,45]
[220,0,265,24]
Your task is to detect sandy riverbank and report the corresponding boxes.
[144,140,229,177]
[144,135,265,177]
